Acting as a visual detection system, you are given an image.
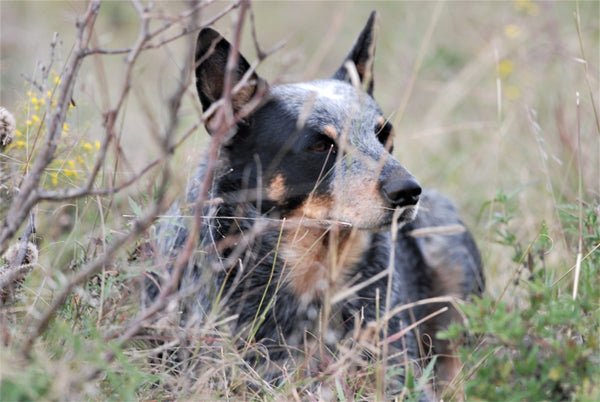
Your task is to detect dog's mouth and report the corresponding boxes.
[280,195,420,232]
[282,206,418,232]
[284,217,355,230]
[367,204,419,232]
[397,204,419,223]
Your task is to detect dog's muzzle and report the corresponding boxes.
[381,177,422,208]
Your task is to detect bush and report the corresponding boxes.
[442,201,600,401]
[1,0,598,400]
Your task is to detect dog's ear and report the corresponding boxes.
[332,11,378,94]
[195,28,266,120]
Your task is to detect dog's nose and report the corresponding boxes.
[381,177,422,207]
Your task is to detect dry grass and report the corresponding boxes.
[0,0,598,400]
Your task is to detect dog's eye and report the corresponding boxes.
[308,138,335,153]
[375,121,394,152]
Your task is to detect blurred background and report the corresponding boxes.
[2,0,599,294]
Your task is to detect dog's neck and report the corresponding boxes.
[208,191,372,306]
[279,224,371,306]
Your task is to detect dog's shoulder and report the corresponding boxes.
[399,189,484,298]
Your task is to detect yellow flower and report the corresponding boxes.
[31,97,39,105]
[499,59,514,79]
[51,172,58,186]
[512,0,539,16]
[26,120,33,127]
[526,2,539,16]
[94,141,100,149]
[32,115,39,122]
[63,123,69,131]
[67,160,75,168]
[548,367,563,381]
[504,24,521,40]
[54,76,61,84]
[82,142,93,152]
[64,169,77,177]
[505,85,520,100]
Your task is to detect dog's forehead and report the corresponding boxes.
[270,79,382,133]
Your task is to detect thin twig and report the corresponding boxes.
[21,203,161,357]
[572,92,583,300]
[573,4,600,136]
[83,1,240,57]
[383,306,449,345]
[0,1,102,254]
[35,110,201,202]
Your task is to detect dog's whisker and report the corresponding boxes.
[155,214,353,228]
[409,224,466,238]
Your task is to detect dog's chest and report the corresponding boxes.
[280,227,370,305]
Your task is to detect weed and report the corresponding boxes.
[0,1,598,400]
[442,202,600,401]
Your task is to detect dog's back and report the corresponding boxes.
[146,12,484,399]
[397,189,484,392]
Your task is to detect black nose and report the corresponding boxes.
[381,177,421,207]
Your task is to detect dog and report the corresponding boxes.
[146,11,484,398]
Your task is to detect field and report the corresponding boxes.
[1,1,599,400]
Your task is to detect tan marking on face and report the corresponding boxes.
[280,225,370,303]
[291,152,396,229]
[335,177,382,223]
[376,116,386,127]
[298,195,333,220]
[323,125,338,139]
[267,173,286,202]
[331,171,392,229]
[330,149,419,229]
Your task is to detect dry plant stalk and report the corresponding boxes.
[0,0,264,365]
[1,2,480,398]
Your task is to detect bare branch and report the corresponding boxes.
[0,0,101,254]
[20,0,206,358]
[82,2,240,57]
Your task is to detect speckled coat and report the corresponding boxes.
[146,12,484,397]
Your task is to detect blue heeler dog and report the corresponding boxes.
[146,11,484,398]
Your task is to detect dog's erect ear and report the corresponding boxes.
[195,28,266,118]
[332,11,378,94]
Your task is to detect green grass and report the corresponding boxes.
[1,1,599,400]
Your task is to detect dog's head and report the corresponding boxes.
[195,12,420,230]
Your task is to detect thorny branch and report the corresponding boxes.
[0,1,101,254]
[1,0,249,358]
[114,0,257,348]
[80,0,278,384]
[84,1,241,57]
[1,1,244,252]
[1,0,280,391]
